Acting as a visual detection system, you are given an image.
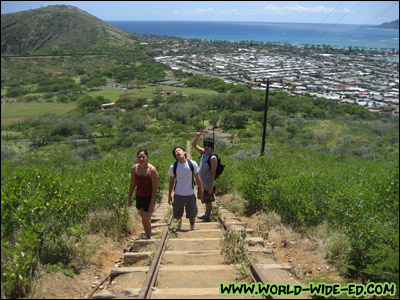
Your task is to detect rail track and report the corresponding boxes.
[89,195,300,299]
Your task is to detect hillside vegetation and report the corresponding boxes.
[1,5,399,299]
[1,5,138,54]
[2,86,398,297]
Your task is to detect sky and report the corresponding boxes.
[1,1,399,25]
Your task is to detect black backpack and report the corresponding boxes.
[203,153,225,180]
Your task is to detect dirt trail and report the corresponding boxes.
[91,197,296,299]
[32,194,343,299]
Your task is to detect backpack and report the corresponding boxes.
[203,153,225,180]
[173,159,195,190]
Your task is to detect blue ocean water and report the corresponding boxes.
[108,21,399,50]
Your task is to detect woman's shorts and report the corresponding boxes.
[136,194,153,212]
[173,194,198,219]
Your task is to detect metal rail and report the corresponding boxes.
[138,214,173,299]
[218,214,270,299]
[137,207,271,299]
[90,202,273,299]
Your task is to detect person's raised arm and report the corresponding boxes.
[192,129,205,154]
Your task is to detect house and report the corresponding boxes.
[101,103,114,111]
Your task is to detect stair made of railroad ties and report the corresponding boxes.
[219,207,312,300]
[151,199,264,299]
[91,199,171,299]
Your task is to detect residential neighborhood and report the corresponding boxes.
[142,36,399,117]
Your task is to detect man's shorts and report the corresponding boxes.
[202,189,215,203]
[173,194,198,219]
[136,194,154,212]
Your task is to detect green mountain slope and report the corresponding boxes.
[1,5,139,54]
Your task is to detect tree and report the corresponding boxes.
[268,113,283,130]
[77,96,102,113]
[57,95,68,103]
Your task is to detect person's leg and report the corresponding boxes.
[205,202,212,219]
[173,195,184,230]
[138,196,154,239]
[202,190,214,221]
[186,195,198,230]
[143,213,152,239]
[140,209,152,239]
[189,217,195,230]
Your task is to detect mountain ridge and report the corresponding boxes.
[1,5,140,54]
[362,19,399,30]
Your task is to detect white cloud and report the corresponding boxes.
[264,5,280,13]
[171,7,216,16]
[264,4,336,14]
[170,4,340,19]
[195,8,214,14]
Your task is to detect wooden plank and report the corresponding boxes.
[152,287,219,297]
[249,249,273,254]
[91,290,119,299]
[92,289,141,299]
[258,263,292,270]
[151,223,168,228]
[133,239,160,246]
[164,250,220,255]
[225,222,246,226]
[123,252,151,264]
[158,263,290,272]
[150,218,162,223]
[110,266,149,277]
[246,237,264,246]
[168,238,221,242]
[160,265,234,271]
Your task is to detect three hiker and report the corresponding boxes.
[129,131,220,234]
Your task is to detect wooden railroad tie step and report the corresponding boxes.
[225,222,247,226]
[168,237,264,245]
[151,287,227,298]
[92,288,141,299]
[124,249,274,264]
[151,222,221,228]
[111,264,291,277]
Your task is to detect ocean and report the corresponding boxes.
[108,21,399,50]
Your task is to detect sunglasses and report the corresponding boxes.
[204,143,213,147]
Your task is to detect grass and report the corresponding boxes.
[1,102,77,126]
[87,85,219,101]
[1,85,217,126]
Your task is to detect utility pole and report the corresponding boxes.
[261,78,270,156]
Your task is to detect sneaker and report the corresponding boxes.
[190,225,195,230]
[197,213,206,220]
[202,217,211,222]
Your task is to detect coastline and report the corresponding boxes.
[108,20,399,50]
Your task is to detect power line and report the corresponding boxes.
[336,1,399,48]
[299,1,344,45]
[311,1,363,45]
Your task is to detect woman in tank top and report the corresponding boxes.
[128,149,159,239]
